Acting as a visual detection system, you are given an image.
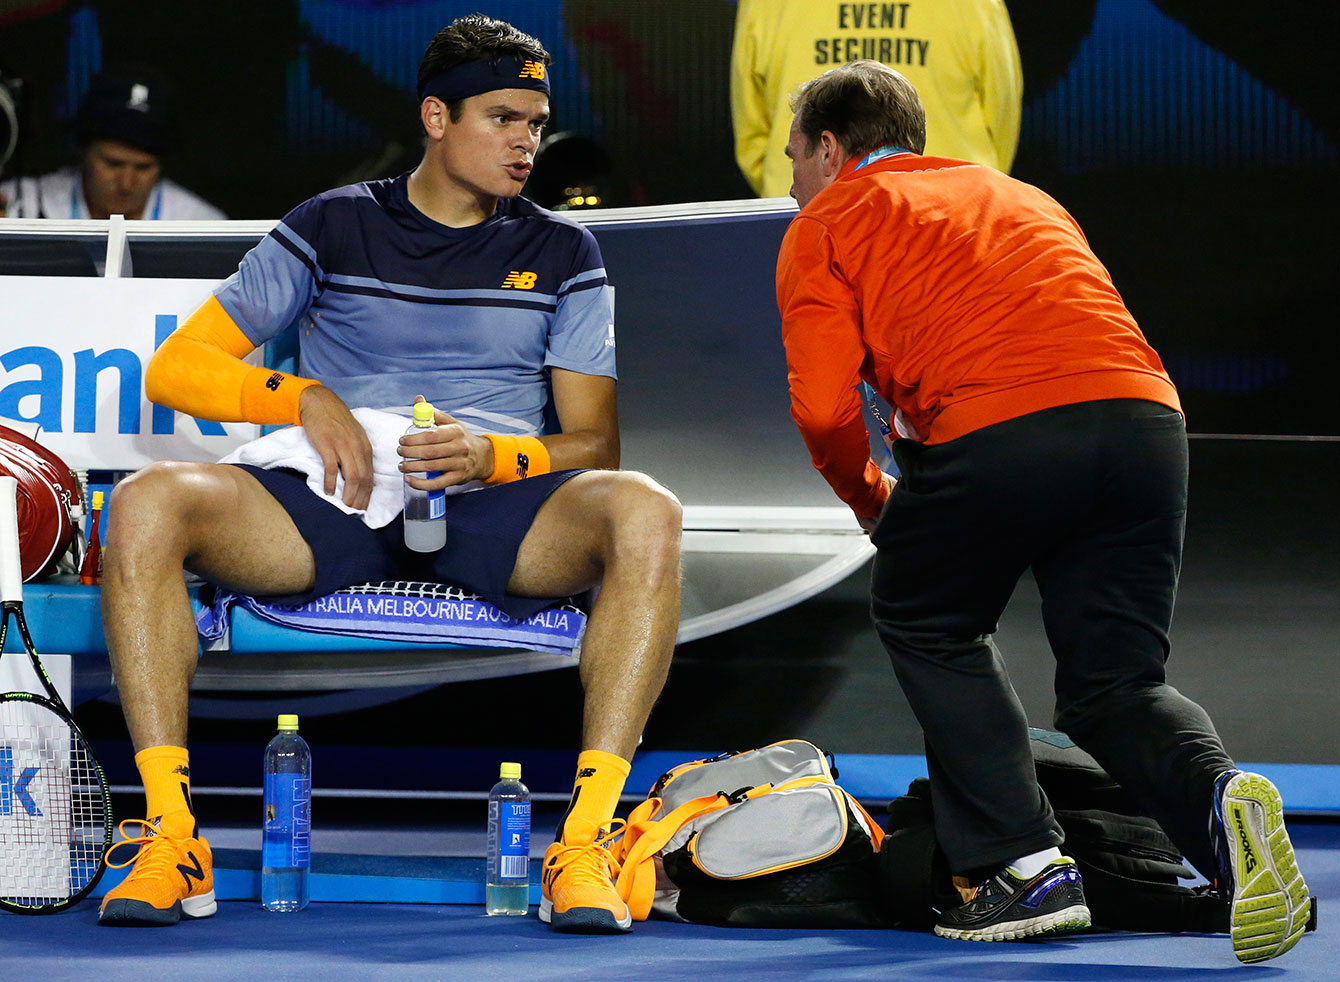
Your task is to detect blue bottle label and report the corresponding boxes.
[495,800,531,880]
[427,471,445,519]
[263,774,311,868]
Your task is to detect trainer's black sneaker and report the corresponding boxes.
[1210,769,1311,963]
[934,857,1091,941]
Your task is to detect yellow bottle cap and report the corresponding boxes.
[413,402,435,425]
[499,762,521,780]
[92,490,104,508]
[277,714,299,730]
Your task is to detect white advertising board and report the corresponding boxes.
[0,276,261,470]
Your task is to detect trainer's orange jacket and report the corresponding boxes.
[776,153,1180,519]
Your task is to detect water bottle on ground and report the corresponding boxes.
[403,401,446,552]
[486,762,531,915]
[262,714,311,912]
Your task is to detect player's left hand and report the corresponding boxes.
[398,395,495,488]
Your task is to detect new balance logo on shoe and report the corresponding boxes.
[177,851,206,893]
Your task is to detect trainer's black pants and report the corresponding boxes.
[870,399,1233,880]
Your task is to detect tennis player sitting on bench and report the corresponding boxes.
[97,14,680,934]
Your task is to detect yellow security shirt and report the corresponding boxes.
[731,0,1023,197]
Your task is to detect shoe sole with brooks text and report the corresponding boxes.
[1214,771,1310,963]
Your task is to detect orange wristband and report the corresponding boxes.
[239,367,321,426]
[485,434,551,483]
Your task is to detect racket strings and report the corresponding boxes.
[0,699,108,906]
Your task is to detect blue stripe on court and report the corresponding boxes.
[92,851,543,905]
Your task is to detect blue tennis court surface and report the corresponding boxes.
[7,820,1336,981]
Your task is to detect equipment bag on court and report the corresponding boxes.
[612,739,886,928]
[0,425,83,582]
[878,729,1231,933]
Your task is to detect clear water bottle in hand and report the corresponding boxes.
[403,401,446,552]
[486,762,531,915]
[262,714,311,912]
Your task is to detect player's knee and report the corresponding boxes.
[105,461,219,557]
[606,471,682,564]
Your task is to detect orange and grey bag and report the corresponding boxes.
[612,739,886,927]
[0,425,83,581]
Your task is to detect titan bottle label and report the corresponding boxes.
[263,774,312,868]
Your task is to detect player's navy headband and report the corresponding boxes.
[418,54,550,103]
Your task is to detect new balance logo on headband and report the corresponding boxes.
[518,60,546,80]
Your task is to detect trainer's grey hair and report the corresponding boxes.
[790,60,927,159]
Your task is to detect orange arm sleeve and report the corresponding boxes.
[144,295,320,425]
[777,218,889,518]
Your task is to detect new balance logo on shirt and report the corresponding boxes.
[502,270,538,289]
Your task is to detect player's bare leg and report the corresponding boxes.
[508,469,682,932]
[100,461,319,926]
[102,461,318,752]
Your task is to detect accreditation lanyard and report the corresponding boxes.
[853,145,913,171]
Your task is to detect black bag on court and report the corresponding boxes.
[878,729,1231,933]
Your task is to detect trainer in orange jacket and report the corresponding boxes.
[777,117,1178,522]
[771,61,1310,961]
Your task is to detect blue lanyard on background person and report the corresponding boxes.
[854,145,913,171]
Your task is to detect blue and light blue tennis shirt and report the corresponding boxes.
[212,173,615,436]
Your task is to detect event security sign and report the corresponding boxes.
[0,277,260,469]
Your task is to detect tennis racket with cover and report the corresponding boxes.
[0,474,113,913]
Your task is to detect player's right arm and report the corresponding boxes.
[146,200,373,508]
[145,297,372,508]
[144,295,318,424]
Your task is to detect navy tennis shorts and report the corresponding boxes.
[230,464,583,619]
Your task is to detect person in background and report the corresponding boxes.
[731,0,1021,198]
[0,68,224,219]
[774,60,1310,963]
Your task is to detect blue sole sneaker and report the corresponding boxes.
[1211,770,1311,963]
[934,857,1091,942]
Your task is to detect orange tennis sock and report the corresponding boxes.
[557,749,631,845]
[136,745,197,836]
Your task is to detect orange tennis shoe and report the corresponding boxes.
[99,811,217,926]
[539,824,632,933]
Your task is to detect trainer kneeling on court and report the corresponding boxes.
[98,14,680,934]
[774,60,1310,963]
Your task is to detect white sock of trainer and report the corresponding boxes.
[1007,847,1063,880]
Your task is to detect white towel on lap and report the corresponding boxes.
[218,407,481,529]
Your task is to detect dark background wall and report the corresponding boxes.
[4,0,1335,434]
